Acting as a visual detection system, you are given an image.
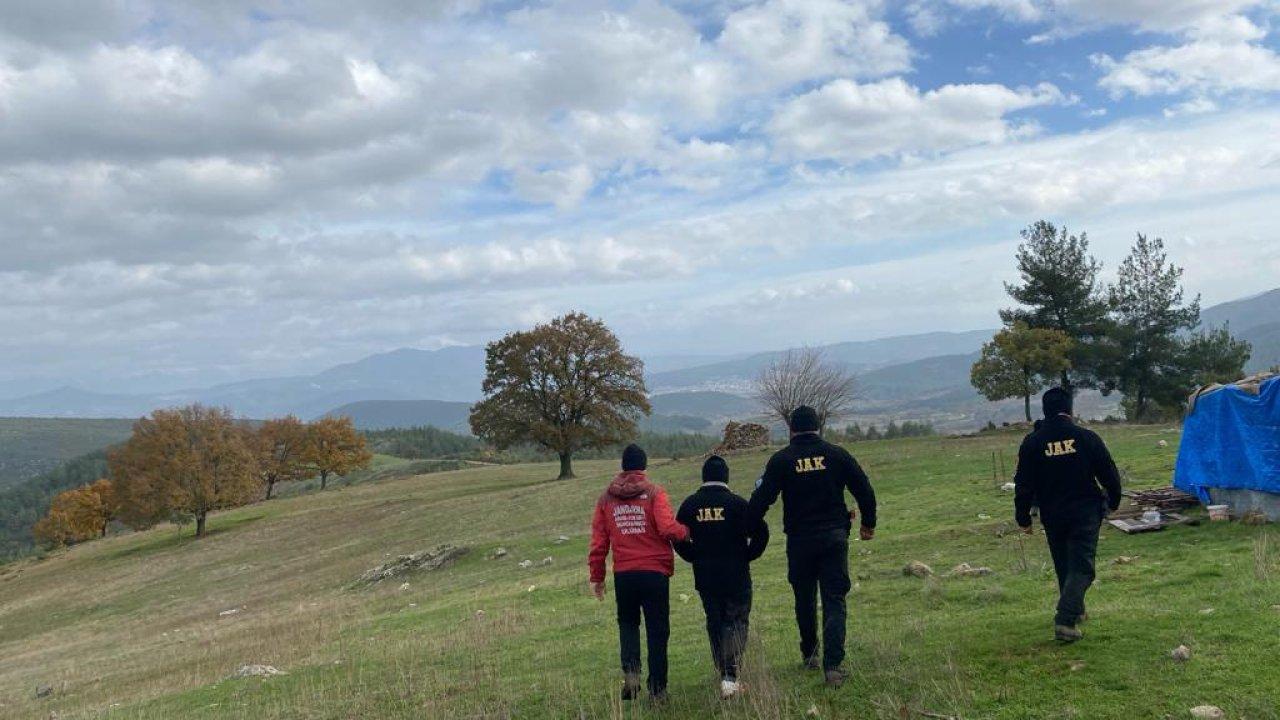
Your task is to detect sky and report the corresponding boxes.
[1,0,1279,395]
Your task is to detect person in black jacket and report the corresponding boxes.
[748,406,876,687]
[1015,387,1122,643]
[675,456,768,699]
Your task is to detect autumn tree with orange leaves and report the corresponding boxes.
[252,415,312,499]
[33,478,117,547]
[304,416,372,490]
[110,405,260,538]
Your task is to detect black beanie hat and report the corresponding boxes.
[1042,387,1073,418]
[702,455,729,484]
[621,443,647,471]
[789,405,820,433]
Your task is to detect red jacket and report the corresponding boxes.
[588,471,690,583]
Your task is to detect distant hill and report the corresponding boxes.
[0,418,133,491]
[649,391,757,418]
[647,330,995,393]
[1199,289,1280,371]
[323,399,473,432]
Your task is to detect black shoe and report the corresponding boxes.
[1055,624,1084,643]
[621,673,641,701]
[824,668,847,688]
[803,654,821,671]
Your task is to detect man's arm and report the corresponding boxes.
[653,487,690,543]
[673,497,695,563]
[841,449,877,532]
[747,454,784,524]
[1089,433,1123,513]
[587,498,610,586]
[1013,437,1036,529]
[746,509,770,561]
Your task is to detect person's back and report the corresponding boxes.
[1014,387,1121,643]
[674,456,767,698]
[756,433,876,536]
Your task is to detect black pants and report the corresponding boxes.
[1043,511,1102,627]
[614,571,670,693]
[786,529,851,670]
[698,586,752,681]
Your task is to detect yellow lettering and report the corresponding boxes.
[696,507,726,522]
[813,456,826,471]
[795,456,827,473]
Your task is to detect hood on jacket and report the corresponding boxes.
[607,470,651,499]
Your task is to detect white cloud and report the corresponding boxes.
[769,78,1066,161]
[1095,39,1280,98]
[511,165,595,209]
[718,0,911,88]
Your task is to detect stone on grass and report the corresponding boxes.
[490,547,508,559]
[1190,706,1224,720]
[355,545,468,585]
[1171,645,1192,662]
[903,561,934,578]
[539,556,553,566]
[218,608,241,618]
[518,559,534,569]
[1158,440,1169,448]
[399,582,410,591]
[554,535,570,544]
[35,685,53,699]
[806,703,820,717]
[949,563,994,578]
[526,585,537,593]
[235,664,285,678]
[1112,556,1137,565]
[1068,661,1086,672]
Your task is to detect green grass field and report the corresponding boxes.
[2,425,1277,719]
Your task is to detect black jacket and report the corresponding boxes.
[675,483,768,594]
[747,433,877,537]
[1014,415,1122,527]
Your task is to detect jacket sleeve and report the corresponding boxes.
[747,454,784,524]
[587,497,610,584]
[1089,432,1123,512]
[673,497,695,563]
[746,509,770,562]
[1014,436,1036,527]
[653,487,690,543]
[842,450,877,529]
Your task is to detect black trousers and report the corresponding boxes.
[614,571,670,693]
[1043,510,1102,627]
[698,586,752,681]
[786,529,851,671]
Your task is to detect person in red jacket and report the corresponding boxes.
[588,443,690,702]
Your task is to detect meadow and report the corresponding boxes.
[2,424,1277,719]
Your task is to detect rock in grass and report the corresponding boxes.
[903,561,934,578]
[34,685,53,699]
[518,560,534,569]
[949,563,993,578]
[1171,645,1192,662]
[1189,706,1224,719]
[355,545,468,585]
[235,664,285,678]
[539,556,553,566]
[554,535,570,544]
[490,547,508,559]
[218,608,241,618]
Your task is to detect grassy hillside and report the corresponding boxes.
[0,417,133,491]
[2,426,1278,719]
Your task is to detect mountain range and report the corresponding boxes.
[2,289,1276,432]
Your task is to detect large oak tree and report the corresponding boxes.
[304,416,372,490]
[110,405,260,538]
[470,312,650,480]
[252,415,312,499]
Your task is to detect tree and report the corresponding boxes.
[110,405,260,538]
[304,416,372,490]
[470,312,650,480]
[970,322,1075,421]
[1179,326,1252,389]
[253,415,311,499]
[1000,221,1111,390]
[32,479,116,547]
[753,347,858,431]
[1105,234,1202,421]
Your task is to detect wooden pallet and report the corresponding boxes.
[1108,512,1194,534]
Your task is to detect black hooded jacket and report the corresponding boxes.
[675,483,768,594]
[748,433,877,537]
[1014,415,1122,527]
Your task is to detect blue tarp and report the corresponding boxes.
[1174,376,1280,503]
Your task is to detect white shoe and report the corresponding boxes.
[720,679,741,699]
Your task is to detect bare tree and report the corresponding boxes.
[753,347,858,431]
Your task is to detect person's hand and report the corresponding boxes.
[1018,525,1034,535]
[591,581,606,601]
[859,525,875,541]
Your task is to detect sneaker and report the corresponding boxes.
[1054,624,1084,643]
[803,654,821,671]
[720,679,741,699]
[824,668,847,688]
[621,673,642,701]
